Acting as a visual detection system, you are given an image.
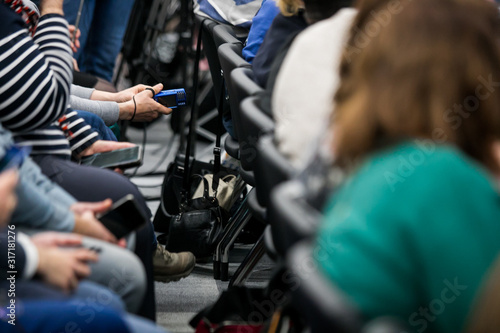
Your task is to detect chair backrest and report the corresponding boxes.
[231,67,263,105]
[268,179,321,256]
[254,133,295,208]
[198,17,227,115]
[286,241,363,333]
[230,67,263,143]
[217,42,252,140]
[238,95,274,170]
[197,17,247,115]
[213,24,246,46]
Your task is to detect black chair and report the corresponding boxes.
[228,133,296,287]
[231,67,263,104]
[199,17,227,112]
[213,24,247,46]
[224,67,263,169]
[195,16,248,142]
[216,94,277,281]
[217,42,255,188]
[268,179,321,257]
[218,43,252,140]
[286,241,363,333]
[287,241,410,333]
[238,95,274,173]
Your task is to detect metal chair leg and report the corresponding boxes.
[229,235,266,287]
[220,208,253,281]
[213,194,249,279]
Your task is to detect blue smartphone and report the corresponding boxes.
[154,88,187,108]
[0,145,31,172]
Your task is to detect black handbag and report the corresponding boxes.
[166,176,225,258]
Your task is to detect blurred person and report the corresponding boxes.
[0,124,147,312]
[63,0,135,82]
[271,1,355,168]
[0,171,167,333]
[242,0,280,63]
[313,1,500,333]
[194,0,263,29]
[252,0,307,87]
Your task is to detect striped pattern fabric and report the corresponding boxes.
[3,0,39,35]
[0,3,98,157]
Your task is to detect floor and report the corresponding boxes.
[125,117,273,332]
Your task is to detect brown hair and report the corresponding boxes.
[278,0,304,16]
[333,0,500,172]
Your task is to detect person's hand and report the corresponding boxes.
[68,25,81,52]
[120,83,172,122]
[31,232,84,248]
[70,201,127,247]
[73,211,117,244]
[0,170,19,227]
[72,58,80,71]
[115,84,148,103]
[36,246,98,292]
[39,0,64,16]
[70,199,113,216]
[78,140,136,158]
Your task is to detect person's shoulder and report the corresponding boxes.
[363,141,496,196]
[297,8,357,43]
[288,8,357,57]
[0,2,28,40]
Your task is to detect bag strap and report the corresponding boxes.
[182,19,205,203]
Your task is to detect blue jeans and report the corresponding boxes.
[76,110,117,141]
[63,0,135,81]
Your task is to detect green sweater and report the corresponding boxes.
[315,142,500,333]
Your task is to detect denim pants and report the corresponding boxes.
[63,0,135,81]
[76,110,117,141]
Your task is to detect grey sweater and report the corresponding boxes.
[70,85,120,126]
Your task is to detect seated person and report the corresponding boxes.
[313,1,500,333]
[252,0,307,88]
[271,1,355,167]
[258,0,352,122]
[0,170,167,333]
[242,0,280,63]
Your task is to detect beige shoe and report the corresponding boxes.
[153,245,196,282]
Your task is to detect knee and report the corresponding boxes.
[107,248,147,313]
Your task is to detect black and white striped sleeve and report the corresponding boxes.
[58,110,99,155]
[0,9,73,133]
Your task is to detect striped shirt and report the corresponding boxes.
[0,3,98,157]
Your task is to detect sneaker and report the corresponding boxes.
[153,245,196,282]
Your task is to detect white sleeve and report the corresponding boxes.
[17,232,39,280]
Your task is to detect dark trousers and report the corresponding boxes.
[32,154,156,321]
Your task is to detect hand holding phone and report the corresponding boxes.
[96,195,148,239]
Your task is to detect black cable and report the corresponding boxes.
[132,135,177,177]
[127,122,147,178]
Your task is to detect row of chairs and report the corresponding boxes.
[195,16,409,333]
